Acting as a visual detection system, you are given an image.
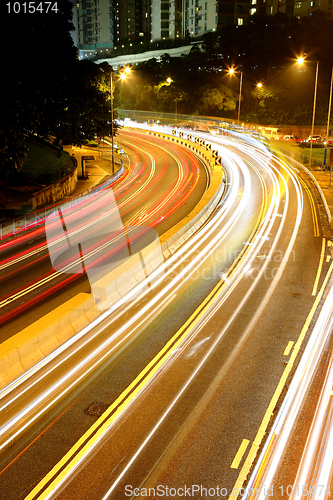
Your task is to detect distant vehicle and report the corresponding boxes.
[283,135,303,142]
[257,126,280,139]
[208,126,223,135]
[306,135,326,144]
[180,123,193,130]
[208,124,231,135]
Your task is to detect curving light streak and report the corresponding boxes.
[0,136,279,463]
[0,128,304,500]
[244,273,333,500]
[0,134,203,322]
[0,141,244,445]
[16,137,303,500]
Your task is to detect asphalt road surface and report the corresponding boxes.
[0,129,331,500]
[0,130,208,342]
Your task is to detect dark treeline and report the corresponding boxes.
[114,11,333,129]
[2,5,333,179]
[0,0,113,179]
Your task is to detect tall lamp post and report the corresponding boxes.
[110,70,115,174]
[110,66,131,174]
[255,82,263,131]
[229,66,243,126]
[324,67,333,185]
[297,57,319,169]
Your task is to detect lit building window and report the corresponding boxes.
[237,17,244,24]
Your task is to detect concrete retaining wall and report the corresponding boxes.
[0,165,125,240]
[0,293,99,389]
[31,167,78,209]
[0,166,78,214]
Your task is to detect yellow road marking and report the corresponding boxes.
[229,259,333,499]
[283,341,294,356]
[231,439,250,469]
[25,164,269,500]
[312,238,326,296]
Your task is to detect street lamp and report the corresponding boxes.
[255,82,263,131]
[110,67,131,173]
[297,57,319,169]
[155,77,172,92]
[229,66,243,126]
[324,67,333,185]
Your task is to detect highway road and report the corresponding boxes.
[243,247,333,500]
[0,130,208,342]
[0,127,332,500]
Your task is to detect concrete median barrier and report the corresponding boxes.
[0,293,99,389]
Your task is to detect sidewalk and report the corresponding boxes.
[63,146,111,199]
[311,170,333,222]
[273,142,333,236]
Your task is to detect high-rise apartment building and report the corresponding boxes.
[151,0,218,41]
[187,0,217,36]
[114,1,151,44]
[76,0,114,57]
[216,0,269,27]
[75,0,151,58]
[293,0,333,18]
[74,0,333,58]
[150,0,182,40]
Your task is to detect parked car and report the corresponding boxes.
[283,135,304,143]
[306,135,326,144]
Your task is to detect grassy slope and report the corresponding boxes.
[20,139,74,185]
[271,140,331,169]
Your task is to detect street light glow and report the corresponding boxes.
[120,67,131,80]
[257,82,263,88]
[297,57,304,65]
[110,67,131,173]
[228,66,242,125]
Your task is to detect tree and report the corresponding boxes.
[198,85,237,115]
[0,1,116,179]
[0,0,76,178]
